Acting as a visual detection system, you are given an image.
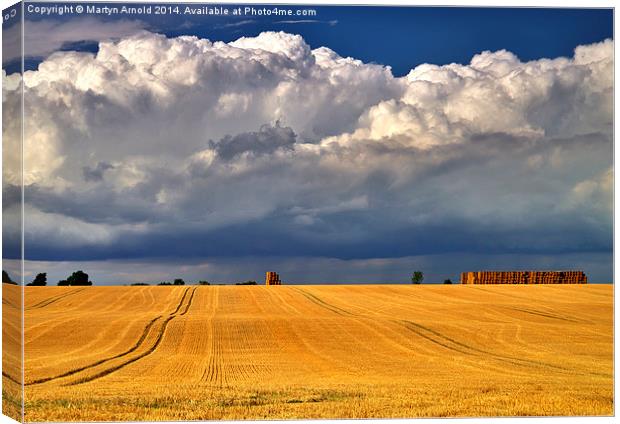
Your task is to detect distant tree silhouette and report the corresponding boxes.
[28,273,47,286]
[66,270,92,286]
[411,271,424,284]
[443,279,453,285]
[2,270,16,285]
[173,279,185,286]
[198,281,210,285]
[158,282,172,286]
[131,283,150,286]
[236,281,257,285]
[58,280,69,286]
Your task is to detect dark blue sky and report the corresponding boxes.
[14,4,614,76]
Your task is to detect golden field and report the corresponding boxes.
[2,283,614,421]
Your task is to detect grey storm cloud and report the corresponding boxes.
[1,31,613,282]
[210,122,296,161]
[82,161,115,182]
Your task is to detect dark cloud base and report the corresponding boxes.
[10,212,611,262]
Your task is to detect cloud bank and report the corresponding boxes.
[2,31,613,282]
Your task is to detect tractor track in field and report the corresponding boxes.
[26,288,87,310]
[289,288,471,370]
[290,288,440,361]
[201,289,225,386]
[399,319,610,378]
[66,287,196,385]
[2,298,18,309]
[503,306,587,324]
[291,288,476,365]
[290,292,446,362]
[469,286,537,303]
[180,287,197,316]
[202,325,224,385]
[471,287,588,324]
[25,315,163,386]
[285,288,608,379]
[290,287,357,317]
[2,371,21,385]
[22,287,196,386]
[67,315,177,385]
[171,287,191,315]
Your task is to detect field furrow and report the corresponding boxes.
[26,288,87,310]
[25,316,163,386]
[14,284,612,421]
[68,316,177,385]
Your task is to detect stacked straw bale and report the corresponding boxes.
[460,271,587,284]
[265,272,282,286]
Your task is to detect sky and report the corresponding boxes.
[3,4,614,75]
[2,3,614,284]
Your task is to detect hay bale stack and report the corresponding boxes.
[460,271,587,284]
[265,272,282,286]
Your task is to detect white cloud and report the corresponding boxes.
[569,167,613,215]
[2,31,612,264]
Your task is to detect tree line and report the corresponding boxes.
[3,270,93,286]
[2,270,17,285]
[3,269,455,286]
[2,270,212,286]
[154,279,210,286]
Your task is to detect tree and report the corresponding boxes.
[28,273,47,286]
[66,270,92,286]
[58,280,69,286]
[173,279,185,286]
[2,270,16,285]
[236,281,257,285]
[443,279,453,285]
[411,271,424,284]
[198,281,210,286]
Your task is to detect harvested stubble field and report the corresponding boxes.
[2,283,613,421]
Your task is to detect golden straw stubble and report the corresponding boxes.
[5,283,612,421]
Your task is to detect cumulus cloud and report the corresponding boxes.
[2,31,613,282]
